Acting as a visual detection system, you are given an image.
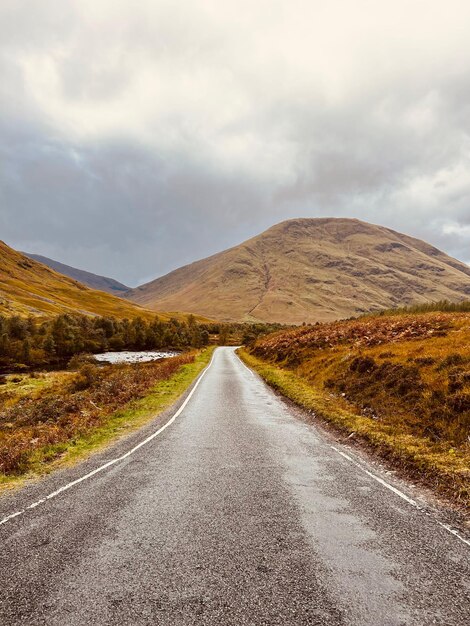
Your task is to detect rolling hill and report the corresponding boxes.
[24,253,129,295]
[125,218,470,324]
[0,241,157,319]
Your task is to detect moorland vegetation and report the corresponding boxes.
[242,301,470,507]
[0,352,201,477]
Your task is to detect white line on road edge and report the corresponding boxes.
[330,446,420,507]
[330,445,470,548]
[236,351,255,377]
[0,350,217,528]
[435,520,470,547]
[238,355,470,550]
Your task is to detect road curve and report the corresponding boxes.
[0,347,468,625]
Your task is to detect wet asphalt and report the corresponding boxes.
[0,347,469,625]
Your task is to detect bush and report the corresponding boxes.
[67,353,97,371]
[72,364,100,391]
[414,356,436,366]
[438,354,466,370]
[448,392,470,413]
[349,356,376,374]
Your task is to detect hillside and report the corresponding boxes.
[24,253,129,295]
[125,218,470,324]
[0,241,156,319]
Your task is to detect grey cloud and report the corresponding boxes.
[1,122,270,284]
[1,0,470,284]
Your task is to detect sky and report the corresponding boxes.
[1,0,470,287]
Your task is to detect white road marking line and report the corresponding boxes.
[238,356,470,550]
[330,446,420,508]
[436,521,470,548]
[330,445,470,549]
[0,350,216,528]
[235,352,255,377]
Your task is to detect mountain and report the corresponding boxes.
[24,253,129,295]
[0,241,156,319]
[125,218,470,324]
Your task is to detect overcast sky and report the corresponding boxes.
[1,0,470,286]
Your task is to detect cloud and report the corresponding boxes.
[1,0,470,284]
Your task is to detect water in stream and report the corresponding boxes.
[93,350,178,364]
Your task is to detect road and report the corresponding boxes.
[0,347,469,625]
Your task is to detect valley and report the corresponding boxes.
[0,219,469,625]
[4,4,470,621]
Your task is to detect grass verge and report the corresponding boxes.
[0,347,214,492]
[238,348,470,510]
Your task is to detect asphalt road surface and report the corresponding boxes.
[1,347,469,625]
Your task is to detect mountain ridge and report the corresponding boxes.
[0,241,157,319]
[124,218,470,323]
[24,253,130,295]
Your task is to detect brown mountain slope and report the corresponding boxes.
[125,218,470,324]
[24,253,130,295]
[0,241,159,319]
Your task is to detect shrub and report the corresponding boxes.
[438,354,467,370]
[448,392,470,413]
[72,364,100,391]
[414,356,436,366]
[349,356,376,374]
[67,353,97,371]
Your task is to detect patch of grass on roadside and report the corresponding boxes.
[0,372,70,407]
[238,348,470,509]
[0,348,214,491]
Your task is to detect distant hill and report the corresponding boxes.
[124,218,470,324]
[0,241,155,319]
[24,253,129,295]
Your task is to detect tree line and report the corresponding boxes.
[0,313,281,370]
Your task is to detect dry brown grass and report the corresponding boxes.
[0,354,194,475]
[252,312,454,362]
